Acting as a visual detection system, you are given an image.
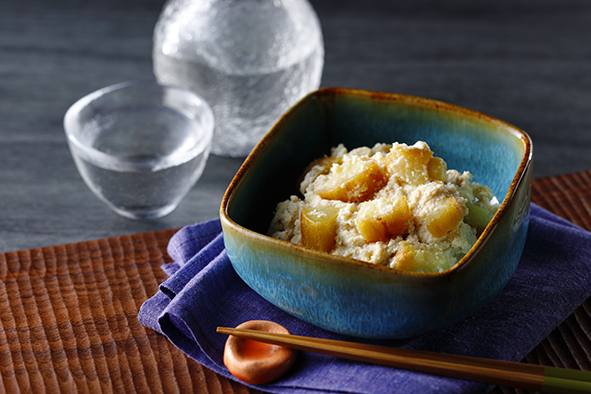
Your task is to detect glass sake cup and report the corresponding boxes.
[64,80,214,220]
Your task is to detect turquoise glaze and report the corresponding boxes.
[220,88,533,338]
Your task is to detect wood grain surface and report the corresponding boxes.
[0,228,260,393]
[0,171,589,393]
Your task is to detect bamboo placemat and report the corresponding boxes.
[1,171,590,394]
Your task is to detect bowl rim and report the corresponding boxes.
[220,87,533,279]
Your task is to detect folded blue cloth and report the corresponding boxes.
[139,203,591,393]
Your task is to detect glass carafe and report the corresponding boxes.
[153,0,324,157]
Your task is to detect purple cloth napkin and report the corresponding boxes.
[139,203,591,394]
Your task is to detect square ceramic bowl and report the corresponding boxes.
[220,88,533,339]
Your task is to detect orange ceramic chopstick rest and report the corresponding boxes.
[222,320,298,384]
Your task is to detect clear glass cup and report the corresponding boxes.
[64,80,214,220]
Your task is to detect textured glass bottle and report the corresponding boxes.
[153,0,324,157]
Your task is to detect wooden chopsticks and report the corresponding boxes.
[217,327,591,394]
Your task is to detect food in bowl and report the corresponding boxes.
[268,141,499,273]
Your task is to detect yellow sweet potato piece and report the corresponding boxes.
[386,144,433,186]
[316,158,387,203]
[355,194,411,242]
[425,196,466,238]
[300,205,339,252]
[393,241,449,273]
[427,157,447,182]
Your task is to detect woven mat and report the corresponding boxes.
[1,171,590,394]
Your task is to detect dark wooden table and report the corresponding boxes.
[2,1,591,393]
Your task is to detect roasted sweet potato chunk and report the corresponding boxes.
[355,194,411,242]
[425,196,466,238]
[316,158,387,203]
[427,157,447,182]
[386,144,433,186]
[393,241,449,273]
[300,205,340,252]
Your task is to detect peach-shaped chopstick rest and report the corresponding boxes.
[222,320,298,385]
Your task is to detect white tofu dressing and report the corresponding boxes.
[269,141,499,273]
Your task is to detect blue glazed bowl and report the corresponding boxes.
[220,88,533,338]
